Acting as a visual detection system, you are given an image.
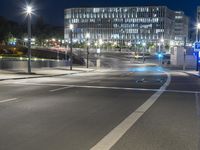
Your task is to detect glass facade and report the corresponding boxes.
[174,11,189,45]
[64,6,186,45]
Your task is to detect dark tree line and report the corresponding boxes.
[33,16,64,45]
[0,16,63,45]
[0,16,25,43]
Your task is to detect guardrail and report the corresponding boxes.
[0,59,68,70]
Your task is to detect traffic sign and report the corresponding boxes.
[194,42,200,52]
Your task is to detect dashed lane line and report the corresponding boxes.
[0,98,19,103]
[49,86,73,92]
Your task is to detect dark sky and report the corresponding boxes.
[0,0,199,26]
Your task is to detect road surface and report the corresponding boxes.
[0,62,199,150]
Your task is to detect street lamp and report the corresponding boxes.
[26,5,33,74]
[127,42,132,56]
[98,39,103,54]
[196,23,200,42]
[99,39,103,46]
[158,38,164,65]
[170,40,174,47]
[142,42,146,63]
[160,38,164,43]
[169,40,174,54]
[69,24,74,70]
[128,42,132,47]
[86,33,90,68]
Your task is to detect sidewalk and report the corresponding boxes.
[0,67,95,81]
[184,70,200,77]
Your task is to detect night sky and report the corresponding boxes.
[0,0,200,26]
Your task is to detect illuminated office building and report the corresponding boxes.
[174,11,189,45]
[64,6,188,46]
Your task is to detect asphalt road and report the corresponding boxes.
[0,61,199,150]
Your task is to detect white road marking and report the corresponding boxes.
[0,98,19,103]
[90,72,171,150]
[2,81,200,94]
[50,86,72,92]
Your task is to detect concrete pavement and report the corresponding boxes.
[184,70,200,77]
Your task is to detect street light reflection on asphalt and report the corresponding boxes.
[128,66,165,73]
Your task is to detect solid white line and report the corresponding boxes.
[50,86,72,92]
[90,72,171,150]
[3,81,200,94]
[0,98,19,103]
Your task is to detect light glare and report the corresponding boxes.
[26,5,32,14]
[70,24,74,30]
[197,23,200,29]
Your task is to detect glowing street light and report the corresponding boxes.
[86,33,90,39]
[160,38,164,43]
[26,6,32,15]
[24,38,28,42]
[128,42,132,47]
[99,39,103,46]
[142,42,146,47]
[69,24,74,30]
[197,23,200,29]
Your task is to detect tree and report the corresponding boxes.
[0,16,11,43]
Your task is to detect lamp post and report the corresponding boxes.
[86,33,90,68]
[56,40,59,61]
[169,41,174,53]
[64,40,68,63]
[69,24,74,70]
[99,39,103,51]
[142,42,146,63]
[26,5,33,74]
[159,38,164,65]
[128,42,132,56]
[96,39,103,69]
[196,23,200,42]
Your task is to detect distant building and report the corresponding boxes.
[64,6,189,47]
[197,6,200,23]
[196,6,200,42]
[174,11,189,45]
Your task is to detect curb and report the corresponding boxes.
[183,71,200,78]
[0,69,95,81]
